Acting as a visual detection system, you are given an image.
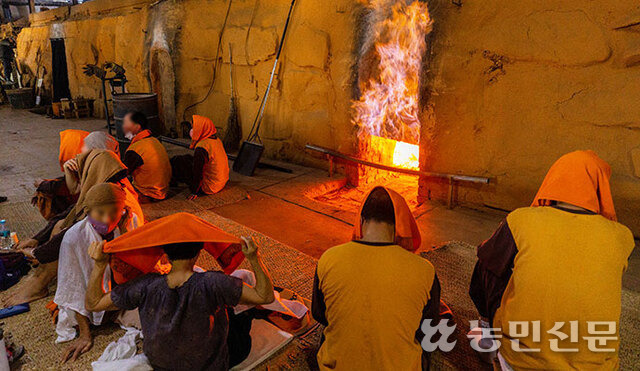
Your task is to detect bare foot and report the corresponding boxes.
[3,276,49,307]
[4,286,48,307]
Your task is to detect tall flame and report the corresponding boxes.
[353,0,431,171]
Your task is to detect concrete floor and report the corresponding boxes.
[1,108,638,288]
[2,108,640,369]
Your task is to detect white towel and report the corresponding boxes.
[231,269,308,319]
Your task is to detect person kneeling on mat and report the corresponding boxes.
[85,236,275,369]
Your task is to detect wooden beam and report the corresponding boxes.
[28,0,34,13]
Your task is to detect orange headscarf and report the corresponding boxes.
[189,115,217,148]
[59,129,89,171]
[352,186,421,252]
[104,212,244,283]
[531,150,617,221]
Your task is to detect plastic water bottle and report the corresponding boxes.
[0,220,9,249]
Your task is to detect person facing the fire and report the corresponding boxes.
[312,186,440,370]
[121,111,172,203]
[170,115,229,200]
[84,222,275,370]
[469,150,634,370]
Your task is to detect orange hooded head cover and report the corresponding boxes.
[190,115,217,149]
[59,129,90,171]
[352,186,421,252]
[104,212,244,283]
[531,150,617,221]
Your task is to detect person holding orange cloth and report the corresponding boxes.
[84,213,275,370]
[58,129,90,171]
[31,130,90,221]
[7,149,144,306]
[469,150,635,370]
[54,183,141,363]
[121,111,172,203]
[312,186,440,371]
[170,115,229,200]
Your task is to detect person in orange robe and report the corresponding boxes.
[121,111,172,203]
[312,186,440,371]
[170,115,229,200]
[85,213,275,369]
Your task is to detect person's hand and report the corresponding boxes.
[16,238,38,251]
[87,240,108,264]
[61,335,93,363]
[63,158,79,173]
[188,194,198,201]
[241,236,258,260]
[21,247,39,265]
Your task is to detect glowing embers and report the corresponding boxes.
[367,135,419,170]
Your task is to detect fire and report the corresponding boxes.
[367,135,419,170]
[353,0,431,175]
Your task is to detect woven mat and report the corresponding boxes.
[4,200,637,370]
[141,186,249,221]
[421,241,640,370]
[0,201,47,242]
[0,203,320,370]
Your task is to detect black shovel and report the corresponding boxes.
[233,0,296,176]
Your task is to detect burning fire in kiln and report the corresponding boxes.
[353,0,432,171]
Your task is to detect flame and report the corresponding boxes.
[353,0,431,175]
[354,1,431,143]
[368,135,419,170]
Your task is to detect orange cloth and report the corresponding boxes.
[531,150,617,221]
[127,130,172,199]
[59,129,89,171]
[103,212,244,284]
[352,186,421,252]
[195,138,229,194]
[189,115,217,149]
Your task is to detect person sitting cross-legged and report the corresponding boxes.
[469,150,635,369]
[85,235,275,370]
[121,111,172,203]
[170,115,229,200]
[312,186,441,370]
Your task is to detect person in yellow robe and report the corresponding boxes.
[469,150,635,370]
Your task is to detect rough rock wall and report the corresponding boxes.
[16,0,357,167]
[173,0,357,164]
[16,1,151,108]
[419,0,640,234]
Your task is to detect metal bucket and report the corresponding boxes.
[112,93,163,140]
